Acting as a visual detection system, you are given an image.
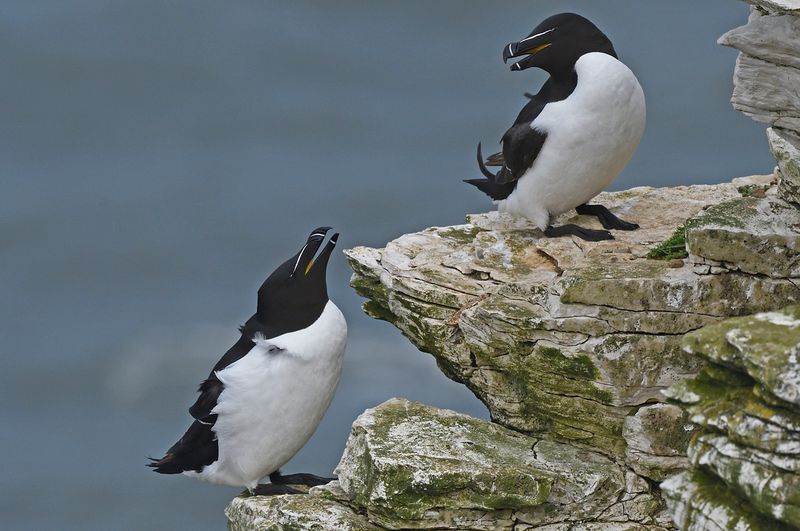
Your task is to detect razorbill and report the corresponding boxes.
[148,227,347,495]
[465,13,646,241]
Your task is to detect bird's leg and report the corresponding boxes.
[575,204,639,231]
[251,483,304,496]
[544,224,614,241]
[269,470,335,487]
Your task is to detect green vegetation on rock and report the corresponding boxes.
[647,224,688,260]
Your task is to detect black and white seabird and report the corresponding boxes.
[148,227,347,494]
[465,13,646,241]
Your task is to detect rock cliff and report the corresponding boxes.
[227,169,800,530]
[662,307,800,530]
[226,1,800,528]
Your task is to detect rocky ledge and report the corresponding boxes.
[228,398,672,530]
[345,175,798,480]
[662,306,800,530]
[226,174,800,530]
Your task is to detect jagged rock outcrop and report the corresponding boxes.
[719,2,800,131]
[655,2,800,529]
[226,493,381,531]
[335,399,668,530]
[229,399,672,530]
[344,176,797,475]
[719,0,800,207]
[662,306,800,530]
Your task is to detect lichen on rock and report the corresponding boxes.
[662,306,800,529]
[333,399,665,530]
[344,176,799,472]
[225,492,381,531]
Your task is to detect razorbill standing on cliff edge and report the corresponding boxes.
[465,13,646,241]
[148,227,347,495]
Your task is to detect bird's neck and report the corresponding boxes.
[540,69,578,102]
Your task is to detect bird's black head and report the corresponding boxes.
[248,227,339,338]
[503,13,616,76]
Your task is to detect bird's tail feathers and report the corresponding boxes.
[464,142,516,201]
[476,142,497,181]
[146,454,182,474]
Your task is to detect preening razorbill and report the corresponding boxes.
[465,13,646,241]
[148,227,347,495]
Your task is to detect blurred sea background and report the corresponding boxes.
[1,1,773,529]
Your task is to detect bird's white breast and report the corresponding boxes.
[498,52,646,229]
[186,301,347,488]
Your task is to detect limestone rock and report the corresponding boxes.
[682,305,800,406]
[730,53,800,130]
[226,493,381,531]
[334,398,664,530]
[662,306,800,529]
[623,404,697,481]
[685,195,800,278]
[662,469,794,531]
[345,178,800,467]
[769,126,800,205]
[688,434,800,526]
[749,0,800,14]
[719,13,800,69]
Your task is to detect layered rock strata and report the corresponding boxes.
[229,399,673,530]
[719,0,800,206]
[662,306,800,530]
[345,176,798,476]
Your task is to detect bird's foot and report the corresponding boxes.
[544,224,614,241]
[575,204,639,231]
[269,471,335,487]
[249,483,304,496]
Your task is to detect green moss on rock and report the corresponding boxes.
[647,224,688,260]
[335,399,635,530]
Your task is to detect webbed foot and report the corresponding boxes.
[544,224,614,241]
[269,471,335,487]
[250,483,303,496]
[576,204,639,231]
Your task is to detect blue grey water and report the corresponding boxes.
[1,1,771,529]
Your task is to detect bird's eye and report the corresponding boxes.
[267,345,282,354]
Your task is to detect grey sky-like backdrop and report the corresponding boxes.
[1,1,771,529]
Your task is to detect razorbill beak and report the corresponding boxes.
[503,29,555,71]
[465,13,646,241]
[148,227,348,495]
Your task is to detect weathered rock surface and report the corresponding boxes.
[720,1,800,207]
[685,194,800,278]
[335,399,669,530]
[663,306,800,530]
[770,126,800,205]
[226,493,381,531]
[729,53,800,131]
[719,11,800,69]
[622,404,696,482]
[749,0,800,14]
[345,177,800,471]
[226,399,671,530]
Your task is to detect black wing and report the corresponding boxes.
[148,331,256,475]
[188,334,256,422]
[147,420,218,474]
[465,97,548,200]
[466,75,577,200]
